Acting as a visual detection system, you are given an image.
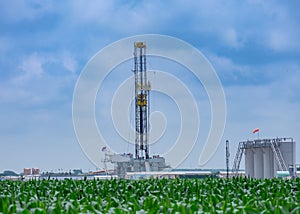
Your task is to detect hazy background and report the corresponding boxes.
[0,0,299,173]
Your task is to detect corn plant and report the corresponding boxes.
[0,177,299,213]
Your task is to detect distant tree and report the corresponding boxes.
[73,169,83,175]
[2,170,19,176]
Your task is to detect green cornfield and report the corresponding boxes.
[0,177,299,213]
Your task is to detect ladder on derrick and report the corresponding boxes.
[232,142,245,175]
[270,139,288,171]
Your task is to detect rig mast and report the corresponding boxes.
[106,41,170,177]
[134,42,151,159]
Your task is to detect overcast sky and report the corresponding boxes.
[1,0,299,173]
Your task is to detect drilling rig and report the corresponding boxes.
[106,42,170,178]
[134,42,150,159]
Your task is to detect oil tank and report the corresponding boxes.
[238,138,295,178]
[254,148,264,178]
[245,148,254,177]
[263,147,273,178]
[279,139,296,175]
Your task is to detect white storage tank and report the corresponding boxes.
[263,147,274,178]
[279,138,296,176]
[241,137,295,178]
[254,148,264,178]
[245,148,254,177]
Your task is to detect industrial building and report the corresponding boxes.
[23,168,40,176]
[232,137,296,178]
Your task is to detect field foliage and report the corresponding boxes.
[0,177,299,213]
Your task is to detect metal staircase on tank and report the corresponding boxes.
[270,139,288,171]
[232,142,245,176]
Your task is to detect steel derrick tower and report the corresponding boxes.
[133,42,150,159]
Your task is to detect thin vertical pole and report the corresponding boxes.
[226,140,230,178]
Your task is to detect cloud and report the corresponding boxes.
[204,52,251,83]
[66,0,167,37]
[182,0,300,51]
[250,1,300,52]
[266,28,299,52]
[0,51,78,107]
[62,52,78,78]
[0,0,54,23]
[18,53,44,81]
[222,28,244,49]
[14,51,79,82]
[68,1,115,24]
[0,0,300,171]
[205,50,300,89]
